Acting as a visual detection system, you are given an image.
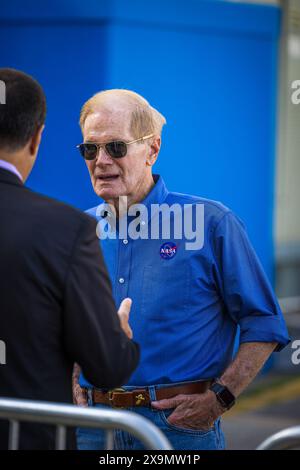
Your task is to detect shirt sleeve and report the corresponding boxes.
[212,211,290,351]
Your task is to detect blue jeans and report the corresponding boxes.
[77,380,226,450]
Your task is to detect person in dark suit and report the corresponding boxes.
[0,68,140,449]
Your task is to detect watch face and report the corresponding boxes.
[219,387,235,405]
[211,383,235,409]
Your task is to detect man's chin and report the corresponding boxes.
[94,187,120,201]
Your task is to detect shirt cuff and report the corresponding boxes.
[239,314,291,352]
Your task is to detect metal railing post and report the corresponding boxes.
[8,419,20,450]
[257,426,300,450]
[55,425,67,450]
[0,397,172,450]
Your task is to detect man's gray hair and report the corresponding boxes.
[79,89,166,138]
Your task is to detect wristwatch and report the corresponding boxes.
[209,381,236,410]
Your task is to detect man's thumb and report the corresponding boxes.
[118,297,132,317]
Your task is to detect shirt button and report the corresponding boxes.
[123,239,128,245]
[119,277,125,284]
[141,221,146,226]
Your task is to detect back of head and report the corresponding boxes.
[0,68,46,152]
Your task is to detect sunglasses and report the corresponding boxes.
[77,134,154,160]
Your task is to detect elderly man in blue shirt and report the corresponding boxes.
[73,89,290,450]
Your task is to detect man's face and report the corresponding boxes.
[83,107,151,203]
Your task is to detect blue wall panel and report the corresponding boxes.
[106,2,280,280]
[0,21,109,210]
[0,0,281,280]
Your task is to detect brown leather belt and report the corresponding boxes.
[87,380,212,408]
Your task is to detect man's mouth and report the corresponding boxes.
[97,174,119,181]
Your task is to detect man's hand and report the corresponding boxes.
[72,300,133,408]
[118,298,133,339]
[152,342,278,431]
[151,391,225,431]
[72,363,88,407]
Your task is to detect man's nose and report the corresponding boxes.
[95,146,113,165]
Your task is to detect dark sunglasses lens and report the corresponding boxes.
[106,141,127,158]
[79,143,98,160]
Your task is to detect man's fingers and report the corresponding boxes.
[73,385,88,407]
[124,324,133,339]
[152,393,188,409]
[118,297,132,317]
[77,397,88,408]
[118,298,133,339]
[151,397,179,409]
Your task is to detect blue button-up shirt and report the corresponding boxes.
[80,175,290,387]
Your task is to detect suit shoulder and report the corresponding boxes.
[22,186,96,231]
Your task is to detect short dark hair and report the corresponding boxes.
[0,68,46,151]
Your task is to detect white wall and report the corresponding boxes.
[276,0,300,246]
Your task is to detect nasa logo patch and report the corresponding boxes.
[160,242,177,260]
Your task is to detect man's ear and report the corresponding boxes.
[146,136,161,166]
[29,124,45,156]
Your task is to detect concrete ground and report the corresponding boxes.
[222,375,300,450]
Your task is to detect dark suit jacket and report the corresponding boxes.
[0,168,140,449]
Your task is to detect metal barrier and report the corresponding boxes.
[0,397,173,450]
[257,426,300,450]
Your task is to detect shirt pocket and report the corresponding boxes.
[140,263,190,320]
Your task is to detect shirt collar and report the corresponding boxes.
[139,174,169,214]
[0,159,23,182]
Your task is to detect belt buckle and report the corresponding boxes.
[134,392,146,406]
[108,387,126,408]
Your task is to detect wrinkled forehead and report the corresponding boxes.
[83,103,133,141]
